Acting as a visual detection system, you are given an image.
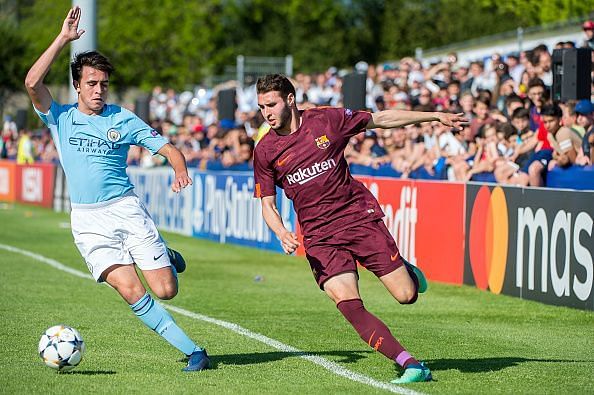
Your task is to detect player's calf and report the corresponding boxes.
[130,292,206,364]
[336,298,420,367]
[403,259,427,294]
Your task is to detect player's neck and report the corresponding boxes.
[289,110,302,134]
[77,102,105,116]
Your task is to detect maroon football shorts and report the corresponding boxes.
[304,219,405,290]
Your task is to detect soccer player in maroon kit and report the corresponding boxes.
[253,74,466,384]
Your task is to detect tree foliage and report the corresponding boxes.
[8,0,594,92]
[0,19,28,114]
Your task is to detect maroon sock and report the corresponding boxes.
[336,298,419,368]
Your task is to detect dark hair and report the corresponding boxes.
[71,51,115,82]
[540,104,562,118]
[497,122,516,139]
[474,96,491,108]
[511,107,530,120]
[256,74,296,99]
[505,94,523,107]
[527,77,545,91]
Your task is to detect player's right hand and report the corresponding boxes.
[61,6,85,42]
[279,230,300,255]
[171,172,193,193]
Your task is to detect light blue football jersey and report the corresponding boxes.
[34,101,168,204]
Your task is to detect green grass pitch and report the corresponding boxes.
[0,203,592,394]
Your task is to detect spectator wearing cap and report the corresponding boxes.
[582,20,594,50]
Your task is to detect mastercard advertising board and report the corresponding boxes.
[465,184,594,310]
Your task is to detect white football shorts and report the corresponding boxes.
[70,191,171,282]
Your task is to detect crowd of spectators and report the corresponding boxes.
[3,21,594,189]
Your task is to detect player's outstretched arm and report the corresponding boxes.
[261,196,300,254]
[367,110,467,130]
[157,143,193,193]
[25,6,85,112]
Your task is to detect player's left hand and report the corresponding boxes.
[436,112,468,130]
[171,172,193,193]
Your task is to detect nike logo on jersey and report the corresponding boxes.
[276,154,293,167]
[154,253,164,261]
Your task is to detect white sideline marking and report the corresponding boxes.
[0,243,423,395]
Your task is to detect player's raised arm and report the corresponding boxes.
[367,109,467,130]
[157,143,193,193]
[25,6,85,112]
[261,195,300,254]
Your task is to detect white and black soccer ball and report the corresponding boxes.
[38,325,85,371]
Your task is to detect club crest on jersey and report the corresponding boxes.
[315,135,330,150]
[107,129,121,142]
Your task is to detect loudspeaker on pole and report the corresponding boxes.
[15,109,28,131]
[552,48,592,102]
[217,88,237,121]
[135,95,151,123]
[342,73,367,110]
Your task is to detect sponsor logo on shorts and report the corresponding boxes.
[286,158,336,185]
[154,253,164,261]
[390,253,399,261]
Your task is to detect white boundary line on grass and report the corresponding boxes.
[0,243,423,395]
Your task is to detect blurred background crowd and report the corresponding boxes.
[3,23,594,189]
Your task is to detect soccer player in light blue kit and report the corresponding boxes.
[25,6,209,372]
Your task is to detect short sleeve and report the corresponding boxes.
[33,101,67,127]
[253,146,276,198]
[127,111,168,154]
[335,108,373,139]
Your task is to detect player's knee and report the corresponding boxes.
[153,283,178,300]
[394,287,418,305]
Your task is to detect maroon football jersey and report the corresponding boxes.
[254,107,384,239]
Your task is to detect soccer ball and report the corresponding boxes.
[38,325,85,371]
